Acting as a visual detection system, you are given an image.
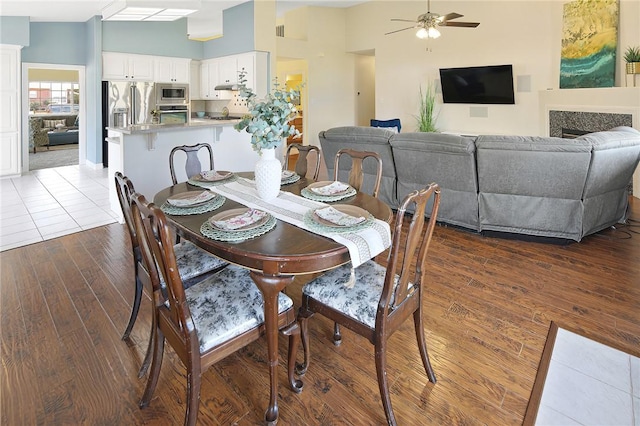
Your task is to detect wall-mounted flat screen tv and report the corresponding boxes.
[439,64,515,104]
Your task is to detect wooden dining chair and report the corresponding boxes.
[333,148,383,198]
[294,183,441,426]
[115,172,228,376]
[169,143,214,185]
[331,148,384,344]
[131,193,300,426]
[285,143,322,181]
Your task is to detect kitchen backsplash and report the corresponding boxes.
[191,93,249,117]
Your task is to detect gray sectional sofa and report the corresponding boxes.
[318,126,640,242]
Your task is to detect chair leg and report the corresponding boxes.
[137,293,156,378]
[139,327,165,409]
[413,310,436,383]
[333,322,342,346]
[184,361,202,426]
[281,322,303,393]
[295,307,313,376]
[374,339,397,426]
[122,268,143,340]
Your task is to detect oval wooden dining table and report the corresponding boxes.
[154,173,392,424]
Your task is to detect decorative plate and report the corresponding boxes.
[192,170,234,182]
[166,190,216,208]
[301,181,356,202]
[208,208,269,232]
[188,173,238,188]
[281,173,301,186]
[201,213,277,242]
[303,205,374,233]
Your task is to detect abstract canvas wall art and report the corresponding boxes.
[559,0,618,89]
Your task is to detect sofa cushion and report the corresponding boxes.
[579,127,640,236]
[390,132,479,230]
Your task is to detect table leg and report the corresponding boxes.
[249,271,295,425]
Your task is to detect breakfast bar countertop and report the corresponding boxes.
[107,118,241,135]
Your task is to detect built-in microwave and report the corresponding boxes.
[155,83,189,105]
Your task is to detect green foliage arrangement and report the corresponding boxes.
[234,70,301,153]
[623,46,640,63]
[416,83,438,133]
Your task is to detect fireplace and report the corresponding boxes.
[539,87,640,198]
[549,110,633,138]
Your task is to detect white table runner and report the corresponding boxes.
[209,178,391,268]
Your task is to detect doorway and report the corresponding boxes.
[22,63,86,172]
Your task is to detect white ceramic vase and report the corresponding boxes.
[254,147,282,201]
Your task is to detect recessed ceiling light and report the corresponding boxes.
[102,3,196,22]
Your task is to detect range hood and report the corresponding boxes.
[214,84,240,91]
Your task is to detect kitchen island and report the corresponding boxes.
[107,119,279,219]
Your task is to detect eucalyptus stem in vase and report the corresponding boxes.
[234,70,302,200]
[234,70,302,153]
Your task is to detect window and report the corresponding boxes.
[29,81,79,114]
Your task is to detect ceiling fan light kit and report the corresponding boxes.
[386,0,479,39]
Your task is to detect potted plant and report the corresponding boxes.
[416,83,439,132]
[235,70,301,200]
[624,45,640,74]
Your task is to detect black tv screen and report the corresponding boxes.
[439,65,515,104]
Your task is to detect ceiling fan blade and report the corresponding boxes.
[391,18,418,23]
[385,26,416,35]
[440,21,480,28]
[441,12,463,21]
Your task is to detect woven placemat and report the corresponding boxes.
[200,214,277,242]
[160,195,226,216]
[302,209,374,234]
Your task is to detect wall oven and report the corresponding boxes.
[155,83,189,105]
[157,105,189,124]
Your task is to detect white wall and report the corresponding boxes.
[342,0,640,135]
[278,6,357,147]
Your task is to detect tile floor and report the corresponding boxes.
[536,328,639,425]
[0,164,118,252]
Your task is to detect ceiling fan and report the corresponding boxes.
[386,0,480,39]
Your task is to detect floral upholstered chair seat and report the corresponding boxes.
[173,241,228,283]
[184,264,294,352]
[301,261,413,328]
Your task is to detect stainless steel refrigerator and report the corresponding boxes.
[105,81,155,127]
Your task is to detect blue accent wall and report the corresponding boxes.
[0,16,30,46]
[85,17,102,165]
[22,23,87,65]
[203,1,254,59]
[102,18,202,59]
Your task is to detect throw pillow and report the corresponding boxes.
[43,119,67,128]
[73,115,79,127]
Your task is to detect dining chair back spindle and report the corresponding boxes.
[295,183,441,426]
[115,172,228,378]
[169,143,214,185]
[131,193,301,426]
[285,143,322,181]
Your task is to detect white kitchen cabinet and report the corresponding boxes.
[190,61,201,100]
[200,61,221,99]
[199,51,268,99]
[217,56,239,85]
[154,57,190,83]
[103,52,154,81]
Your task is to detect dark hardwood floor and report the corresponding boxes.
[2,198,639,425]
